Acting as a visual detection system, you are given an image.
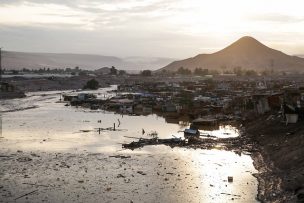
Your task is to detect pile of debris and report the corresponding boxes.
[122,135,256,153]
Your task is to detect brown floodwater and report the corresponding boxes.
[0,86,259,202]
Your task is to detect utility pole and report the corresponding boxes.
[0,48,2,138]
[0,48,2,81]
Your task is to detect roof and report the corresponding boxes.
[184,129,198,135]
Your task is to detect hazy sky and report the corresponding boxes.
[1,0,304,58]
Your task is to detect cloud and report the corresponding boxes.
[248,13,304,23]
[1,0,304,57]
[0,0,180,31]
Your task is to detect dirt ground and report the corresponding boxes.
[245,114,304,203]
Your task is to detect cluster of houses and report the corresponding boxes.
[63,79,304,126]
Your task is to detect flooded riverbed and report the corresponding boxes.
[0,86,259,202]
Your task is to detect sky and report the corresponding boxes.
[0,0,304,58]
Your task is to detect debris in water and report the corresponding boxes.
[15,190,38,200]
[16,157,32,162]
[109,155,131,159]
[228,176,234,182]
[137,171,146,175]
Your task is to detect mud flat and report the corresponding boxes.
[0,150,203,203]
[0,148,259,203]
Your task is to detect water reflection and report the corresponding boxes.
[1,85,241,152]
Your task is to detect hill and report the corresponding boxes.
[1,51,174,71]
[160,36,304,72]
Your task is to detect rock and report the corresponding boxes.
[228,176,233,182]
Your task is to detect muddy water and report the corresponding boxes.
[0,86,259,202]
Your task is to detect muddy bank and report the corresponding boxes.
[245,114,304,202]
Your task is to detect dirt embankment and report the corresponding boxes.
[245,114,304,203]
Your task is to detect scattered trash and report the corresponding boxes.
[124,178,131,183]
[122,137,184,150]
[147,131,158,138]
[109,155,131,159]
[22,183,48,187]
[80,130,91,133]
[117,174,125,178]
[16,157,32,162]
[220,192,241,197]
[30,153,40,157]
[137,171,146,175]
[15,190,38,200]
[228,176,233,182]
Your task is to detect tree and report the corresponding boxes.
[244,69,257,76]
[141,70,152,77]
[79,71,87,76]
[261,69,270,76]
[233,66,243,76]
[209,69,219,75]
[110,66,117,75]
[194,68,208,76]
[177,67,191,75]
[118,70,127,75]
[22,68,30,72]
[12,70,19,74]
[83,79,99,90]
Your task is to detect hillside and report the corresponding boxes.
[160,36,304,72]
[1,51,174,71]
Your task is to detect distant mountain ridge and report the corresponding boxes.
[160,36,304,72]
[2,51,175,71]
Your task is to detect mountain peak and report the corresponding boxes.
[160,36,304,72]
[231,36,263,47]
[238,36,258,42]
[219,36,267,54]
